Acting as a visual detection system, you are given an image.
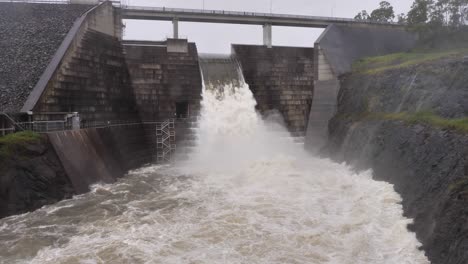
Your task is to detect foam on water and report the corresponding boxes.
[0,80,428,263]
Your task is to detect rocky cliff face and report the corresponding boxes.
[326,55,468,264]
[0,133,73,219]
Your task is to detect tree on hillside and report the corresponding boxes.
[354,1,395,22]
[429,0,448,26]
[370,1,396,21]
[443,0,459,26]
[355,10,370,20]
[446,0,468,27]
[397,13,408,24]
[407,0,433,26]
[408,0,468,27]
[405,0,468,48]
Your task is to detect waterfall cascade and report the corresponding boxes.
[0,54,429,264]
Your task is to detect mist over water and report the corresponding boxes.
[0,59,429,263]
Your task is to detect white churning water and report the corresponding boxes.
[0,59,428,264]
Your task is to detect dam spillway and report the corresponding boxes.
[0,56,428,264]
[1,1,467,263]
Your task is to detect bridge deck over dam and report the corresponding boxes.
[121,5,403,48]
[121,6,400,28]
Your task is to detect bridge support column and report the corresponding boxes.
[172,18,179,39]
[263,23,272,48]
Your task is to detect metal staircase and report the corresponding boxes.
[156,119,176,163]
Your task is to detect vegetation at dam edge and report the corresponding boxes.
[352,48,468,74]
[0,131,41,166]
[339,111,468,134]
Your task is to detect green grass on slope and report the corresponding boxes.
[352,48,468,74]
[0,131,41,161]
[365,111,468,133]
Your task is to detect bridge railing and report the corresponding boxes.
[17,120,71,133]
[121,5,400,26]
[0,0,400,26]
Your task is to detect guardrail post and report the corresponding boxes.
[1,117,4,137]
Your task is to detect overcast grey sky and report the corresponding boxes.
[123,0,414,53]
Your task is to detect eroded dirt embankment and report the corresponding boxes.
[326,53,468,264]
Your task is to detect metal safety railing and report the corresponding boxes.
[0,127,15,135]
[16,120,72,133]
[0,112,25,136]
[0,113,184,165]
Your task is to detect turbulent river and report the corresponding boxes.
[0,57,428,264]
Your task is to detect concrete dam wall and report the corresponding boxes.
[233,45,315,137]
[124,41,203,121]
[34,29,138,122]
[20,2,134,122]
[0,1,420,219]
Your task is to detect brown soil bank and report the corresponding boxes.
[326,51,468,264]
[0,132,73,219]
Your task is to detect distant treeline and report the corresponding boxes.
[355,0,468,26]
[355,0,468,49]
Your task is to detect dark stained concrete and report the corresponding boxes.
[33,30,139,122]
[233,45,314,136]
[0,3,92,113]
[124,41,203,159]
[48,124,153,194]
[124,41,203,121]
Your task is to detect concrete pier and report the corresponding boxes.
[263,24,272,48]
[172,18,179,39]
